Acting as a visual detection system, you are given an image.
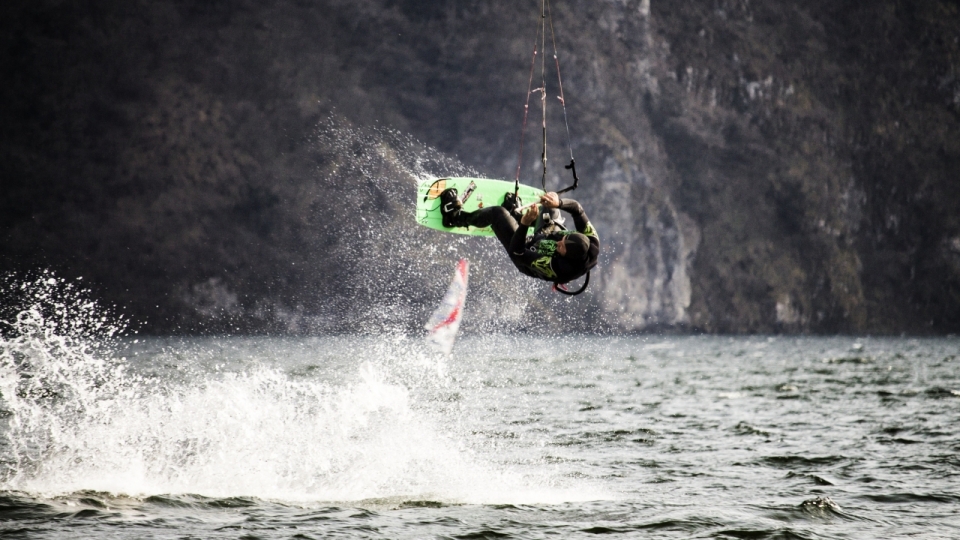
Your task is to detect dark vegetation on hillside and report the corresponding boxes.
[2,0,958,334]
[650,0,960,332]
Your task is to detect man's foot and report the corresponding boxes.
[440,188,467,228]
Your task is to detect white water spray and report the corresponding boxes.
[0,274,587,504]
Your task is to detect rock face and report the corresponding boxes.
[644,0,960,334]
[1,0,958,334]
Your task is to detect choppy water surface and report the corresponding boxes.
[2,316,959,538]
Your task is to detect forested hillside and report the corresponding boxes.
[2,0,958,334]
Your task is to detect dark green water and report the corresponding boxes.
[1,330,958,539]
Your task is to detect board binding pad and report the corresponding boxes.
[416,177,545,237]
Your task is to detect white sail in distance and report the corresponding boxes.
[424,259,469,355]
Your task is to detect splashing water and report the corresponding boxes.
[305,115,564,334]
[0,273,129,485]
[5,275,959,539]
[0,274,584,504]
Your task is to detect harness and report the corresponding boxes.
[525,229,593,296]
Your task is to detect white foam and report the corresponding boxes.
[0,274,606,505]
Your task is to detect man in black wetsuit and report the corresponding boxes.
[439,188,599,289]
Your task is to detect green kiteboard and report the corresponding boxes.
[416,177,545,237]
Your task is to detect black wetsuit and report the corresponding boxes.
[464,198,599,284]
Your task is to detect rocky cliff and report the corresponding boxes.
[2,0,958,334]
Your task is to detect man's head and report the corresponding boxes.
[558,233,590,263]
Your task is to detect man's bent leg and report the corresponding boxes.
[464,207,535,278]
[465,207,518,252]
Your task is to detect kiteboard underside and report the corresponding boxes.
[416,177,545,237]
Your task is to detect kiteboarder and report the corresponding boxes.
[439,188,598,289]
